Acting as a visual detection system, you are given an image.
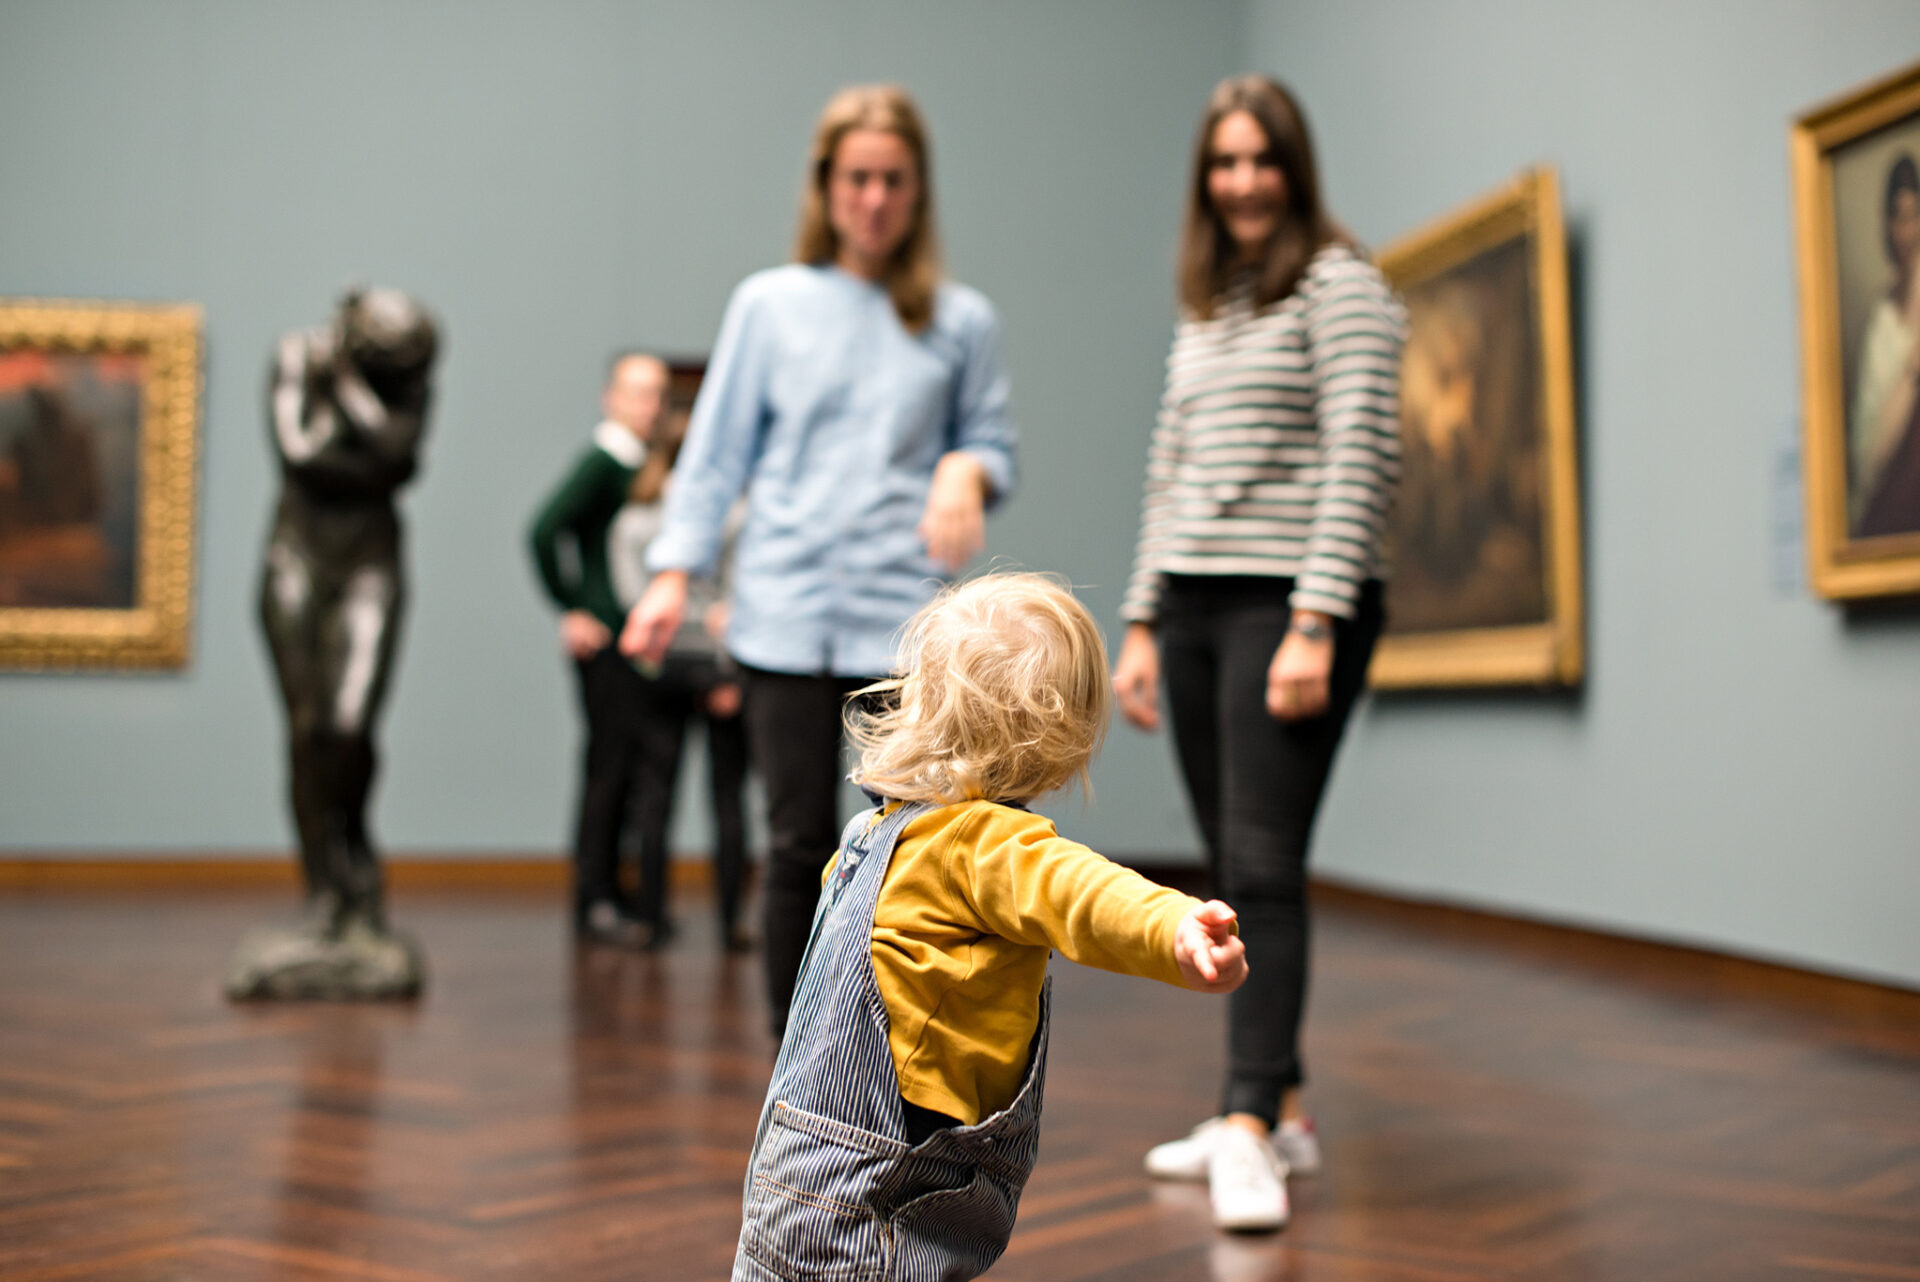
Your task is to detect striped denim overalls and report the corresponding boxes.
[732,800,1052,1282]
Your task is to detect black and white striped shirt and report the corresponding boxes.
[1122,243,1406,623]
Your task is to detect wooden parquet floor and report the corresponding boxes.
[1,880,1917,1281]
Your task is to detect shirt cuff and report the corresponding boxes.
[1144,895,1204,989]
[1287,578,1359,620]
[644,526,715,577]
[958,447,1016,509]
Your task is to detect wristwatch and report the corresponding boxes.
[1289,616,1333,642]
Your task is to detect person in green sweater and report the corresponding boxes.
[528,352,667,946]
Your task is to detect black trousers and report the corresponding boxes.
[1157,575,1383,1127]
[571,645,649,916]
[628,655,751,935]
[738,665,878,1040]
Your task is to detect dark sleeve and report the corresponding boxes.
[527,450,618,612]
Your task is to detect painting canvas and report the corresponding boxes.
[0,301,201,669]
[1370,168,1584,689]
[1793,59,1920,598]
[665,358,706,442]
[0,350,144,609]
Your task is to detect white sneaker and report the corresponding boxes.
[1144,1117,1224,1180]
[1207,1125,1289,1231]
[1273,1118,1322,1177]
[1144,1116,1322,1181]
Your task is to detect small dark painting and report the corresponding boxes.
[0,350,144,609]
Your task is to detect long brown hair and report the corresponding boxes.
[1178,75,1344,319]
[793,84,942,332]
[630,401,686,505]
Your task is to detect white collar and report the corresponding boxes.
[593,420,645,468]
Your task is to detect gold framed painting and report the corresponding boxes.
[0,299,202,669]
[1369,167,1584,690]
[1791,59,1920,600]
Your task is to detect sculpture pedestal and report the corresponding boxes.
[224,917,425,1001]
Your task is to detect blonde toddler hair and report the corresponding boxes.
[849,573,1111,805]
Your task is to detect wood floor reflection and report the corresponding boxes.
[2,879,1916,1281]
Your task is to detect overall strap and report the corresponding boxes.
[828,800,926,907]
[762,799,933,1123]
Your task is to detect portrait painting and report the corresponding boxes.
[0,300,201,669]
[1793,59,1920,598]
[1370,168,1584,689]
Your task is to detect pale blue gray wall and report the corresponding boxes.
[5,1,1919,989]
[1246,0,1920,987]
[0,0,1234,859]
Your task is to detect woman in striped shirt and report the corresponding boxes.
[1114,74,1406,1232]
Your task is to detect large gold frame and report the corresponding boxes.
[1369,168,1585,690]
[0,299,202,670]
[1791,60,1920,600]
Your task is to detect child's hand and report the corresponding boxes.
[1174,900,1247,994]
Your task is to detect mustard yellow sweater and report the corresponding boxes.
[824,800,1200,1126]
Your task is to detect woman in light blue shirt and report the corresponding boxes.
[623,84,1018,1038]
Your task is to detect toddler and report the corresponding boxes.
[732,572,1246,1282]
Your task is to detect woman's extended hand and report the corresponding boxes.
[1174,900,1247,994]
[1266,622,1333,721]
[1112,623,1162,731]
[918,452,988,572]
[620,570,689,665]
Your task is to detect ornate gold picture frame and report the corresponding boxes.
[1791,59,1920,600]
[1369,168,1584,690]
[0,299,202,669]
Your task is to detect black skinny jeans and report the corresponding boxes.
[571,645,649,916]
[628,655,751,936]
[1157,575,1383,1127]
[738,665,879,1040]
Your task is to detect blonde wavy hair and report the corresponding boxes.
[793,83,942,332]
[849,574,1111,805]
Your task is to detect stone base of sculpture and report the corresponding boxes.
[225,915,424,1001]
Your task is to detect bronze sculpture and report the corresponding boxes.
[228,287,439,1000]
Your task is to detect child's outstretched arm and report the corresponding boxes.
[1173,900,1247,994]
[952,807,1246,991]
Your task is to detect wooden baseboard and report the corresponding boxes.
[1305,874,1920,1013]
[1131,864,1920,1007]
[4,854,1913,1007]
[0,856,710,891]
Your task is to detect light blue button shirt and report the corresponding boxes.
[646,264,1018,677]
